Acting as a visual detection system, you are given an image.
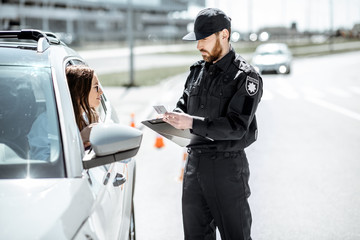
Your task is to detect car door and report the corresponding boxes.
[89,91,129,239]
[99,90,135,239]
[66,59,129,239]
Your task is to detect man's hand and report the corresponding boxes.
[163,112,193,130]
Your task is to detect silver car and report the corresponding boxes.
[0,30,142,239]
[251,43,292,74]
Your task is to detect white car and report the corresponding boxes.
[251,43,292,74]
[0,30,142,239]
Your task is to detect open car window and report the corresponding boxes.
[65,59,110,123]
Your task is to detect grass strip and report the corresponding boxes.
[99,65,189,87]
[99,40,360,87]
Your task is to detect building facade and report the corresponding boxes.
[0,0,205,44]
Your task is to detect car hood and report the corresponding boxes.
[252,54,291,65]
[0,178,94,239]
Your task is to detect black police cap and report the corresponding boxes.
[183,8,231,41]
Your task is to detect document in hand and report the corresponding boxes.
[141,118,192,147]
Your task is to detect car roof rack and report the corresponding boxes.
[0,29,62,53]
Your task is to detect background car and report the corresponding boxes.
[251,43,292,74]
[0,30,142,240]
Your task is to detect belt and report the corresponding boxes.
[187,148,244,157]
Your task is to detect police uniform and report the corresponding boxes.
[178,8,263,240]
[175,46,262,240]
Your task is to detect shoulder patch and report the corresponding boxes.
[190,60,205,69]
[233,54,251,74]
[245,76,259,96]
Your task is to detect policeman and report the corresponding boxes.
[163,8,263,240]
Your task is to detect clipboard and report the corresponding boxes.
[141,118,193,147]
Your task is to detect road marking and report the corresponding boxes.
[306,97,360,121]
[274,78,299,99]
[327,87,352,98]
[301,86,326,98]
[275,86,299,99]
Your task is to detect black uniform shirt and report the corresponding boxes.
[175,48,263,151]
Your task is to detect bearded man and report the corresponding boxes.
[163,8,263,240]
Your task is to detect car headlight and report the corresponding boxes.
[278,65,288,74]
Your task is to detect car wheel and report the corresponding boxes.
[286,67,291,74]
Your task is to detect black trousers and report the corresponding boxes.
[182,149,252,240]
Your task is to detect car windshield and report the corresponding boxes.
[0,66,64,179]
[259,49,285,55]
[257,45,288,55]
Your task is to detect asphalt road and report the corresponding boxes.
[249,51,360,240]
[103,50,360,240]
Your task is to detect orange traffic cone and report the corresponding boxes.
[154,134,165,149]
[130,113,135,128]
[178,148,188,181]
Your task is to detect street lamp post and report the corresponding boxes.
[127,0,135,86]
[329,0,334,52]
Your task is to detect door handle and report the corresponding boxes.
[113,173,126,187]
[103,172,110,185]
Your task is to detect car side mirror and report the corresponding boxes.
[82,123,143,169]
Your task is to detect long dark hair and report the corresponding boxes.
[66,65,99,130]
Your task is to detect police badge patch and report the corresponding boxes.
[245,76,259,96]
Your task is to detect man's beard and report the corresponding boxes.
[200,36,222,63]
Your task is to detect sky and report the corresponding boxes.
[202,0,360,32]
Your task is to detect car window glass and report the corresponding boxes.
[98,84,107,122]
[0,66,64,179]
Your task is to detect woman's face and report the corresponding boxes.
[88,73,103,108]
